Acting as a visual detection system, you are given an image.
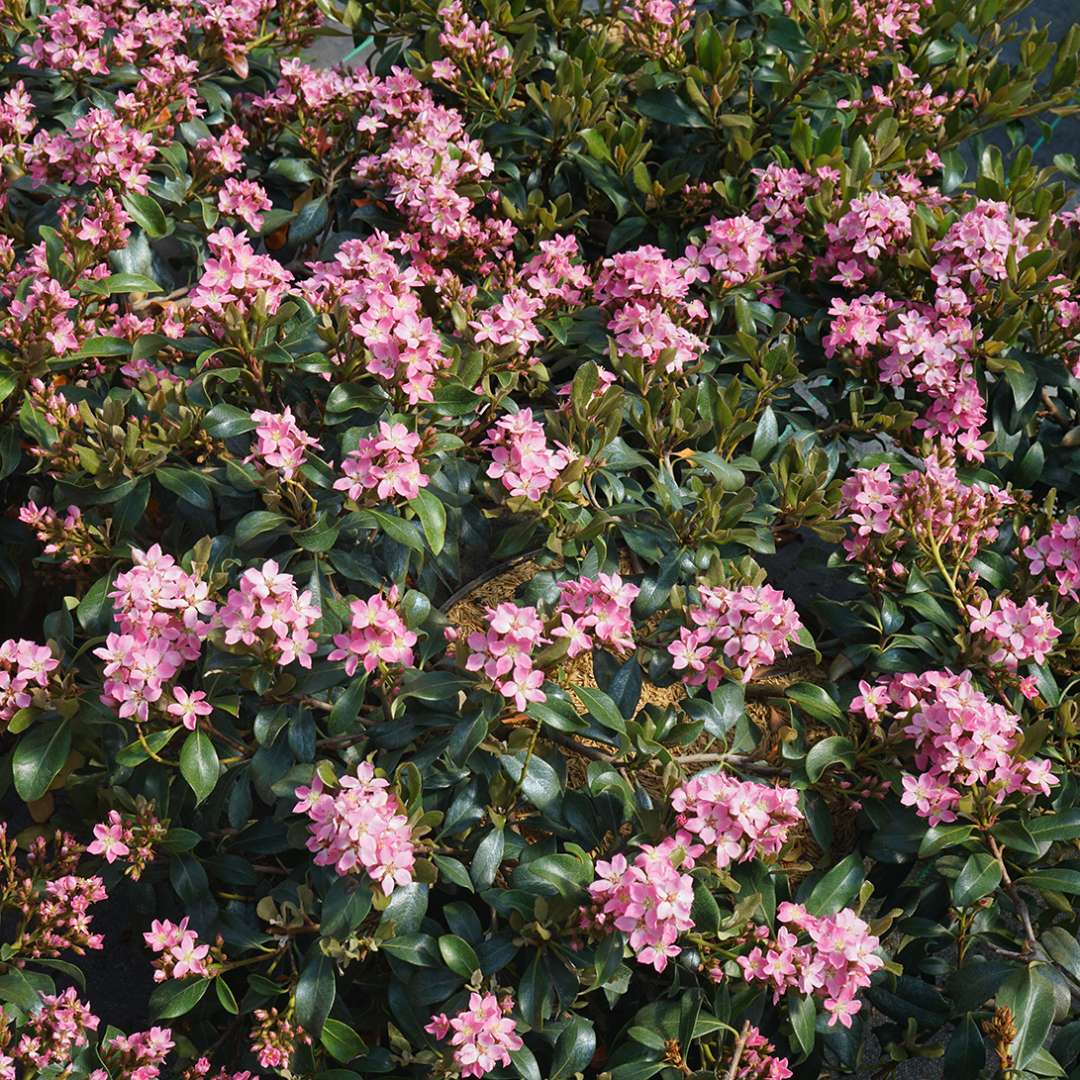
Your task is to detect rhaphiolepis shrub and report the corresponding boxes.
[5,0,1080,1075]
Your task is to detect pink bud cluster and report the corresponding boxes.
[0,826,107,959]
[0,637,58,723]
[552,572,639,657]
[587,838,697,972]
[670,775,803,869]
[738,902,884,1028]
[247,406,321,481]
[143,917,215,981]
[425,992,524,1079]
[483,409,572,501]
[838,64,965,135]
[851,669,1057,825]
[1024,516,1080,599]
[334,421,429,502]
[328,587,417,676]
[19,502,99,565]
[432,0,512,86]
[620,0,694,61]
[293,763,416,894]
[967,596,1060,670]
[218,559,320,669]
[669,583,803,687]
[465,602,548,710]
[727,1026,793,1080]
[250,1007,310,1070]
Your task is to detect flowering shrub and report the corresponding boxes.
[4,0,1080,1075]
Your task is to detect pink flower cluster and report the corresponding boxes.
[595,245,706,375]
[9,987,100,1073]
[839,456,1012,568]
[247,406,321,481]
[185,1058,258,1080]
[587,838,696,972]
[685,215,775,287]
[671,775,803,869]
[967,596,1060,670]
[217,177,271,230]
[0,637,58,724]
[738,902,884,1028]
[96,545,214,722]
[932,200,1036,291]
[1024,516,1080,599]
[426,992,524,1079]
[250,1007,310,1070]
[304,233,449,404]
[465,602,548,710]
[470,288,544,357]
[88,800,166,879]
[669,583,803,686]
[483,410,572,501]
[552,573,639,657]
[823,290,990,462]
[28,108,155,192]
[143,917,214,981]
[852,669,1057,825]
[518,235,591,306]
[190,227,293,321]
[820,192,912,279]
[218,559,320,668]
[751,163,831,256]
[835,0,933,74]
[352,80,513,270]
[95,1027,175,1080]
[334,421,429,502]
[328,588,417,676]
[294,763,416,895]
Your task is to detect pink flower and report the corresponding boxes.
[166,687,212,730]
[88,811,130,864]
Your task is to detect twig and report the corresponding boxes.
[725,1021,752,1080]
